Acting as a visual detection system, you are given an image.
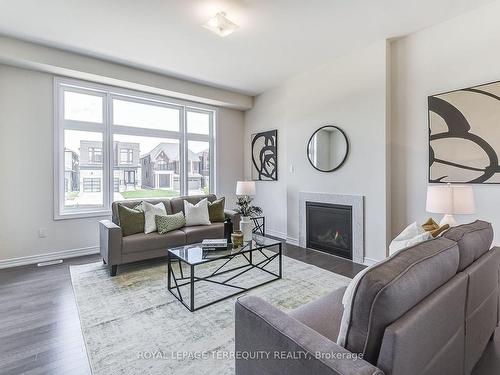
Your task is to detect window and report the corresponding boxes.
[55,78,215,219]
[89,147,102,163]
[124,171,136,184]
[188,140,211,195]
[120,149,133,164]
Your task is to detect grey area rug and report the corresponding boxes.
[70,252,350,375]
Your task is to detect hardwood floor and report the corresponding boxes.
[0,241,498,374]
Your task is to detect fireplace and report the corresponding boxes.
[306,202,352,260]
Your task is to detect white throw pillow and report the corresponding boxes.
[389,222,431,255]
[143,202,167,234]
[393,222,424,241]
[184,198,211,226]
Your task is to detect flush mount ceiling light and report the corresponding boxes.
[203,12,239,37]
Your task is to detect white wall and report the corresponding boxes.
[0,36,253,110]
[391,1,500,245]
[217,108,245,205]
[0,64,245,265]
[245,41,390,262]
[244,87,288,238]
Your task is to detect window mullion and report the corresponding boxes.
[105,92,113,210]
[63,120,104,132]
[185,133,211,142]
[210,111,215,195]
[111,125,181,139]
[180,107,187,196]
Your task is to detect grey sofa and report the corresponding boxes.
[235,220,500,375]
[99,194,240,276]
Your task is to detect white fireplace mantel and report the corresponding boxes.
[299,192,365,264]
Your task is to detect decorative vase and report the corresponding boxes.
[231,230,244,247]
[240,216,253,242]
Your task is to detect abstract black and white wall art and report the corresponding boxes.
[428,81,500,184]
[251,129,278,181]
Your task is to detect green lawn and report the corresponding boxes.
[66,191,79,200]
[119,189,179,199]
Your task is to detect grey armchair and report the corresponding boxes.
[235,221,500,375]
[236,288,382,375]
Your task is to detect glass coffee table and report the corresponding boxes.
[167,235,282,312]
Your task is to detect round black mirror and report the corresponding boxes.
[307,125,349,172]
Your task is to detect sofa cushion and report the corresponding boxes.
[143,201,167,234]
[343,237,459,364]
[170,194,217,214]
[442,220,493,271]
[208,197,226,222]
[461,248,500,373]
[377,273,467,375]
[290,286,346,342]
[184,198,211,226]
[122,230,186,254]
[181,223,224,243]
[112,199,172,224]
[155,212,186,234]
[117,204,144,236]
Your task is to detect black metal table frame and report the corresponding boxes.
[251,216,266,236]
[167,242,282,312]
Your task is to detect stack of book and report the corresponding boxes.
[201,239,228,251]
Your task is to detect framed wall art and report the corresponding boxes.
[251,129,278,181]
[428,80,500,184]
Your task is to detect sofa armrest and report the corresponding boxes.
[99,220,122,266]
[225,209,241,231]
[235,296,383,375]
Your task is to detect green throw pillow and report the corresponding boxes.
[208,197,225,222]
[117,204,145,237]
[156,212,186,234]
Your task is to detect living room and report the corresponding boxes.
[1,1,500,374]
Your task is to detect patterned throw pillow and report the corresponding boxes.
[208,197,225,222]
[117,204,145,237]
[155,212,186,234]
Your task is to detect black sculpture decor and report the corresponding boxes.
[251,129,278,181]
[224,218,233,243]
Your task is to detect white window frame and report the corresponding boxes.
[54,77,216,220]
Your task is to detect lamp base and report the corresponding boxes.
[439,214,458,227]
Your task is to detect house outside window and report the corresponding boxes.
[55,78,216,219]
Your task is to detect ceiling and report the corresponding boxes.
[0,0,495,95]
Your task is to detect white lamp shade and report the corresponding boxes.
[236,181,256,196]
[426,185,475,215]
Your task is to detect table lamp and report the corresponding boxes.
[236,181,256,241]
[236,181,256,198]
[426,184,475,227]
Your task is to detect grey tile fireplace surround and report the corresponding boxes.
[299,192,364,264]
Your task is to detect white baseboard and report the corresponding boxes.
[265,229,287,240]
[0,246,100,269]
[263,228,300,246]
